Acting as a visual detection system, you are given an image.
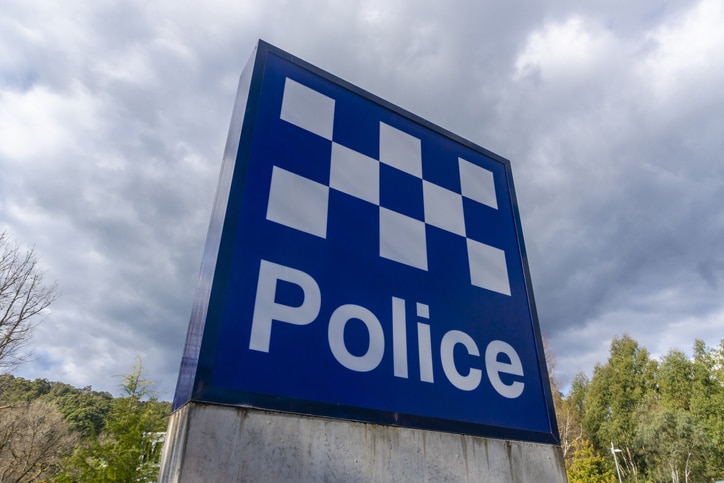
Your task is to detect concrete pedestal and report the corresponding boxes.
[158,402,567,482]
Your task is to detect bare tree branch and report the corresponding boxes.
[0,399,77,482]
[0,231,57,369]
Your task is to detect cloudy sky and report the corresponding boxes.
[2,0,723,400]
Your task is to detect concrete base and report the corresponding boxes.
[158,402,567,482]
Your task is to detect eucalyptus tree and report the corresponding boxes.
[583,334,656,481]
[634,350,708,482]
[690,340,724,480]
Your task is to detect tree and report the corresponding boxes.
[566,438,616,483]
[56,387,113,437]
[543,337,585,461]
[657,350,695,411]
[583,334,656,481]
[59,359,171,482]
[634,398,708,483]
[0,374,113,437]
[555,335,724,481]
[0,231,57,369]
[690,339,724,480]
[632,350,709,482]
[559,373,589,463]
[0,399,77,481]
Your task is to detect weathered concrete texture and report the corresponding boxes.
[158,402,567,482]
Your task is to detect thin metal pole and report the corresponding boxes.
[611,442,623,483]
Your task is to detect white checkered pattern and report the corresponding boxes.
[268,78,511,296]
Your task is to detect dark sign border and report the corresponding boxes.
[173,40,560,445]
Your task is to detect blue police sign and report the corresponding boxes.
[173,40,559,444]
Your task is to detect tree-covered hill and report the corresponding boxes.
[0,374,114,437]
[0,363,171,482]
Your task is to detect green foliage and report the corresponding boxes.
[58,388,113,437]
[582,334,656,479]
[58,359,170,482]
[0,374,113,437]
[634,397,708,482]
[558,372,589,461]
[657,350,695,411]
[566,439,616,483]
[0,361,170,482]
[567,373,589,425]
[690,339,724,480]
[0,374,52,403]
[556,335,724,483]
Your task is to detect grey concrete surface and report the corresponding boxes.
[158,402,567,482]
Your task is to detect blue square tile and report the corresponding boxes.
[379,164,424,220]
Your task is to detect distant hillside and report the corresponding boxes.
[0,368,171,482]
[0,374,116,437]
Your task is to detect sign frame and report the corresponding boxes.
[173,40,559,445]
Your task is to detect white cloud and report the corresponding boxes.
[0,83,100,160]
[641,0,724,100]
[554,299,724,390]
[514,16,618,83]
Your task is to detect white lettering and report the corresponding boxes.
[249,259,321,352]
[392,297,408,378]
[417,322,434,383]
[440,330,482,391]
[485,340,525,398]
[249,260,526,398]
[328,304,385,372]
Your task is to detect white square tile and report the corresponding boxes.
[379,123,422,177]
[459,158,497,209]
[466,239,510,295]
[330,143,380,205]
[266,166,329,238]
[423,180,466,236]
[280,78,335,140]
[416,302,429,319]
[380,208,428,270]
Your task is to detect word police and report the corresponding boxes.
[249,259,525,398]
